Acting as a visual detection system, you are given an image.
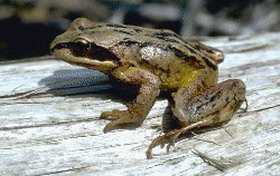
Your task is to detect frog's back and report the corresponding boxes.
[118,26,218,70]
[102,24,218,70]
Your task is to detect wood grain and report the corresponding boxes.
[0,33,280,176]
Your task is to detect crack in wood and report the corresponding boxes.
[0,117,99,131]
[34,165,91,176]
[243,104,280,116]
[192,149,232,172]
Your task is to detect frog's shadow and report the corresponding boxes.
[39,69,178,131]
[39,69,112,98]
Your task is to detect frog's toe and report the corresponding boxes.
[146,129,187,158]
[100,109,123,119]
[100,111,111,119]
[103,121,116,133]
[103,116,131,133]
[171,130,185,146]
[146,134,172,158]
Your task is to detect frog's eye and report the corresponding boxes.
[72,38,91,56]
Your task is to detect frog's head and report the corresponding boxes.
[50,18,120,73]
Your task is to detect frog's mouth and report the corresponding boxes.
[50,42,119,63]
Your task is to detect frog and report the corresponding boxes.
[50,18,247,158]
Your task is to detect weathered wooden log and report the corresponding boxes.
[0,33,279,176]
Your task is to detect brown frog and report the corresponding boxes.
[50,18,247,158]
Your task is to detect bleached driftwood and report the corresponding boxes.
[0,33,279,176]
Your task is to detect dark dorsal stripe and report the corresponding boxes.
[105,24,127,28]
[183,44,218,70]
[113,29,134,36]
[202,56,217,70]
[152,32,180,39]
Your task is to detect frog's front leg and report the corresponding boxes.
[101,67,160,133]
[146,79,246,158]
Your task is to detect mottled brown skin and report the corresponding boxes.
[50,18,247,158]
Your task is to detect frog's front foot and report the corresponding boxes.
[100,109,140,133]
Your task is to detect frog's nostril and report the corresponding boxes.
[78,25,85,31]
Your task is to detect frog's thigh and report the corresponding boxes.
[171,81,246,145]
[147,79,246,158]
[172,79,246,127]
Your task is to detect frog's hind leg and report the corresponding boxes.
[146,79,246,158]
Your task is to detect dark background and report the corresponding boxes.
[0,0,279,61]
